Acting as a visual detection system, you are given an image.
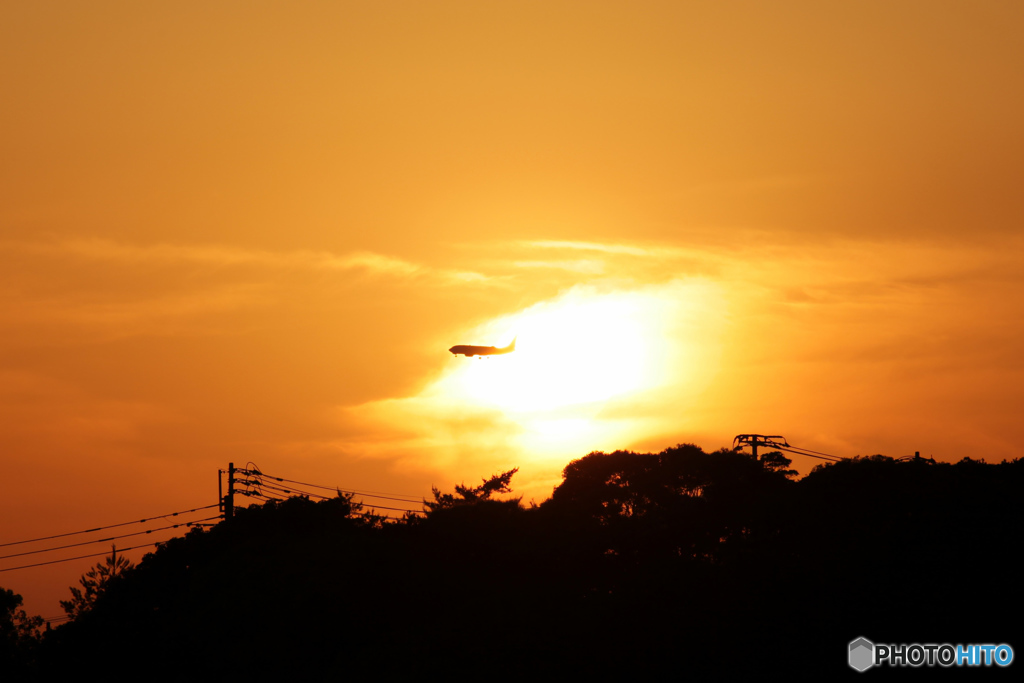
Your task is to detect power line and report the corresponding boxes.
[775,446,844,463]
[256,482,335,500]
[357,504,424,515]
[0,540,171,574]
[733,433,847,464]
[250,483,424,515]
[0,504,221,549]
[43,615,72,625]
[238,491,285,502]
[781,445,845,460]
[238,481,424,516]
[231,462,427,521]
[360,513,417,522]
[234,466,426,514]
[239,469,422,504]
[0,516,221,561]
[240,494,413,521]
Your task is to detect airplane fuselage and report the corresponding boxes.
[449,338,516,357]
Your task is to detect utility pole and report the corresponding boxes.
[732,434,788,462]
[222,462,235,520]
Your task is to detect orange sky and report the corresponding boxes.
[3,1,1024,615]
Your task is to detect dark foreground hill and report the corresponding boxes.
[20,446,1024,678]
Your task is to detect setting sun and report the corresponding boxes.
[339,279,731,482]
[449,290,656,412]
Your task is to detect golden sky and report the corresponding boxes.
[3,1,1024,613]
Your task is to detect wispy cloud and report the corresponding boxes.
[2,238,492,284]
[0,283,270,344]
[0,238,504,344]
[495,239,729,285]
[512,260,606,274]
[519,240,654,256]
[58,239,424,275]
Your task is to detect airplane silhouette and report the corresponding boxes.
[449,337,516,358]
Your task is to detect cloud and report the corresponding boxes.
[423,239,721,300]
[0,280,270,344]
[0,369,181,456]
[0,238,497,342]
[512,259,606,274]
[518,239,736,262]
[3,238,490,284]
[520,240,654,256]
[337,393,526,477]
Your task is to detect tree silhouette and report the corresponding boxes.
[31,449,1022,678]
[757,449,798,477]
[542,444,796,563]
[1,586,43,673]
[424,467,519,511]
[59,545,134,619]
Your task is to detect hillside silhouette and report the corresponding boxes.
[7,444,1022,677]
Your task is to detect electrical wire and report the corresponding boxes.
[782,444,846,460]
[257,482,333,500]
[774,445,844,463]
[0,504,221,549]
[43,615,72,625]
[241,492,285,502]
[357,504,424,515]
[239,469,422,504]
[252,483,424,514]
[240,482,424,515]
[773,446,839,462]
[0,516,221,561]
[2,466,426,572]
[253,481,421,509]
[784,448,844,462]
[361,514,418,522]
[0,540,174,574]
[233,468,428,518]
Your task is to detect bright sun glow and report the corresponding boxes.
[447,290,662,413]
[433,280,728,424]
[348,280,728,475]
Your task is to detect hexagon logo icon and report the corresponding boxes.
[849,637,875,672]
